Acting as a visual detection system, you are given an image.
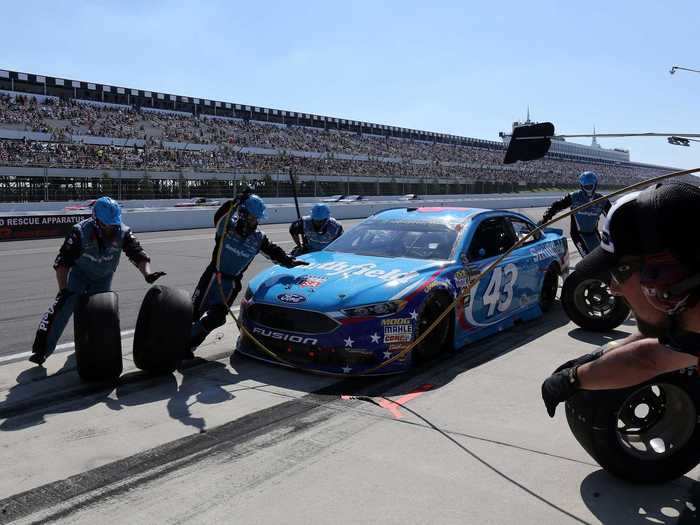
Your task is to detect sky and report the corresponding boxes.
[2,0,699,169]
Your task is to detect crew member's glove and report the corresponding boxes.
[541,366,580,417]
[290,245,308,257]
[145,271,167,284]
[56,288,73,301]
[289,260,310,268]
[551,348,605,375]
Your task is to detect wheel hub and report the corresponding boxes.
[573,278,617,319]
[615,383,696,460]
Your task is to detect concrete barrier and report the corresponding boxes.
[123,194,560,233]
[1,194,561,239]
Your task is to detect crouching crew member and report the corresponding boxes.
[289,203,343,255]
[542,183,700,417]
[189,194,308,355]
[30,197,166,365]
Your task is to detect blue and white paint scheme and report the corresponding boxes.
[237,207,569,375]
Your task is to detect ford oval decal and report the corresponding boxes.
[277,293,307,304]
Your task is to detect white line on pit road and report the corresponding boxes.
[0,306,241,364]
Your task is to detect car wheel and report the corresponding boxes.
[413,293,453,363]
[561,270,630,331]
[539,265,560,313]
[566,369,700,483]
[74,292,123,382]
[133,286,193,374]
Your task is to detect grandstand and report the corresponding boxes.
[0,68,681,202]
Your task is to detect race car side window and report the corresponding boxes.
[508,217,542,245]
[467,217,516,261]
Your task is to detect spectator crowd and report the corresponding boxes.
[0,94,678,187]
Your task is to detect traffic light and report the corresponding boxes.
[668,136,691,147]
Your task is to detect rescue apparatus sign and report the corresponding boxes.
[0,213,90,241]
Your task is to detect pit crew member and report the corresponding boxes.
[30,197,166,365]
[189,194,308,356]
[289,203,343,255]
[540,171,611,256]
[542,182,700,416]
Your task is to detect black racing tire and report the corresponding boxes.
[566,369,700,483]
[539,264,560,313]
[73,292,123,382]
[133,285,193,374]
[561,270,630,331]
[413,293,453,364]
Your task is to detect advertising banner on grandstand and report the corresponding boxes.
[0,213,90,241]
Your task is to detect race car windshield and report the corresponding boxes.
[326,221,457,260]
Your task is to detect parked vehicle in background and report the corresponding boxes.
[174,197,222,208]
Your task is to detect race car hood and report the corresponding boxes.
[247,251,449,311]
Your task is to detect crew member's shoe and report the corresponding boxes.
[28,352,47,366]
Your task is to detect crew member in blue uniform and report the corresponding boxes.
[29,197,166,365]
[289,203,343,255]
[540,171,611,256]
[189,194,308,355]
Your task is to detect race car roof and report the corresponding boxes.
[369,207,486,225]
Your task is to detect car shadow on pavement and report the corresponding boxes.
[580,470,699,524]
[0,303,572,432]
[227,302,573,399]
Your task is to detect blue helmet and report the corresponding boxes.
[579,171,598,195]
[93,196,122,226]
[311,203,331,222]
[240,194,267,219]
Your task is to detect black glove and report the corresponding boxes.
[56,288,73,302]
[552,348,604,375]
[290,246,308,257]
[541,366,580,418]
[145,271,167,284]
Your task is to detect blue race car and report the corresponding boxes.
[237,207,569,375]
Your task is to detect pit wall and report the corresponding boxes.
[0,193,560,239]
[119,194,560,233]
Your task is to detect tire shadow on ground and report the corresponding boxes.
[0,355,179,432]
[580,469,699,525]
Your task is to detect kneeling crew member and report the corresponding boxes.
[289,203,343,255]
[190,194,308,354]
[30,197,166,365]
[542,183,700,416]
